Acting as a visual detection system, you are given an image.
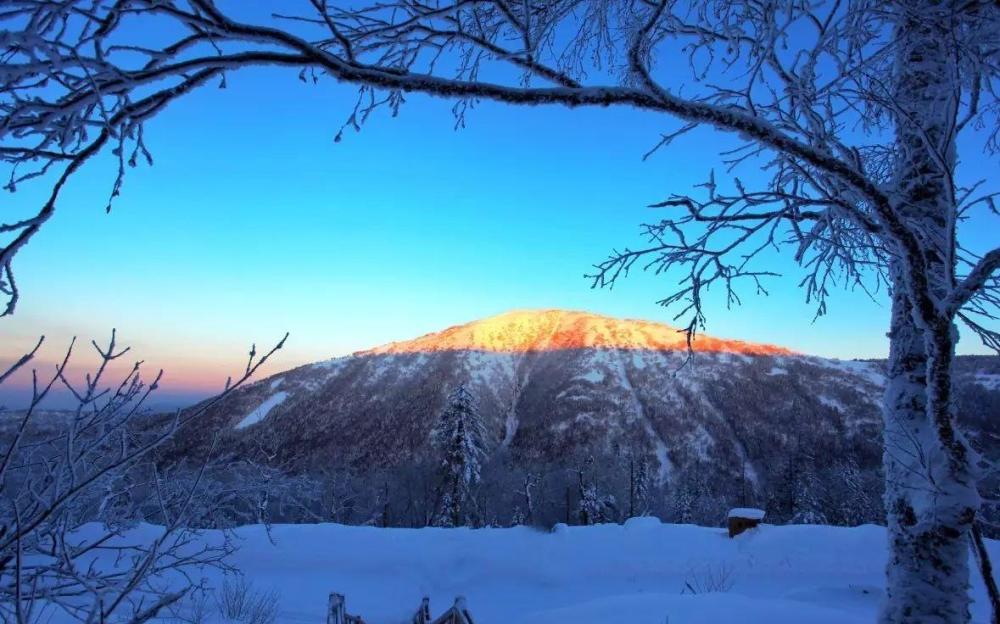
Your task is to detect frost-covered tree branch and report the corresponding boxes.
[0,330,287,622]
[588,167,887,349]
[5,0,995,346]
[3,1,1000,621]
[952,247,1000,313]
[0,0,926,316]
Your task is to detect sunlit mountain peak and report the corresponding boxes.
[361,309,793,356]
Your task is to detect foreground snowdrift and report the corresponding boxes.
[117,519,997,623]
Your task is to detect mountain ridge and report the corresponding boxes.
[357,308,794,357]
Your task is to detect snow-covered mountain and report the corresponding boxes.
[175,310,851,469]
[167,309,999,525]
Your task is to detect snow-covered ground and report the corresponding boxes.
[107,519,999,623]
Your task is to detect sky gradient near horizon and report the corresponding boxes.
[2,61,998,409]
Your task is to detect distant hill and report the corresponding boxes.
[162,309,999,528]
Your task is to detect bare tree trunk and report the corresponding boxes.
[881,3,979,622]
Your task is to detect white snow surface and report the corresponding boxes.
[235,392,288,429]
[311,355,350,371]
[818,394,846,412]
[976,373,1000,390]
[81,521,999,623]
[819,358,885,386]
[576,369,605,383]
[728,507,766,520]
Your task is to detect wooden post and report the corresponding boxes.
[454,596,475,624]
[413,596,431,624]
[727,508,765,538]
[328,592,346,624]
[429,596,475,624]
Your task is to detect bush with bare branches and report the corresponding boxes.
[0,330,286,623]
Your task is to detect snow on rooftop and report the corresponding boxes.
[235,392,288,429]
[728,508,766,520]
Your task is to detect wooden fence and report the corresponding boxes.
[328,593,475,624]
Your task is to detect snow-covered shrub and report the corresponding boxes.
[216,577,280,624]
[167,588,213,624]
[0,332,287,623]
[681,563,736,595]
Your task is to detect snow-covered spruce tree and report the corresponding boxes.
[4,2,1000,620]
[431,385,487,528]
[670,478,697,526]
[791,467,829,526]
[627,452,651,518]
[589,489,619,525]
[831,457,884,526]
[576,457,618,525]
[577,483,603,526]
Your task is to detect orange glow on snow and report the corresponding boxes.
[361,309,793,357]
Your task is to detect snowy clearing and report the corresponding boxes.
[85,520,999,623]
[234,392,288,429]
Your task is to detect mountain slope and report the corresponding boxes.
[166,309,998,527]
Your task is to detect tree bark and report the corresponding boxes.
[881,285,973,623]
[880,3,979,622]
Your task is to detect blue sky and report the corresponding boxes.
[1,62,995,407]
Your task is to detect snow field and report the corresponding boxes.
[97,519,1000,623]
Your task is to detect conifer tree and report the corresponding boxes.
[627,452,651,518]
[431,385,487,528]
[791,459,828,525]
[577,457,617,525]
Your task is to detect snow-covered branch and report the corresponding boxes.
[0,330,287,622]
[951,247,1000,314]
[5,0,988,347]
[588,166,886,348]
[0,0,938,316]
